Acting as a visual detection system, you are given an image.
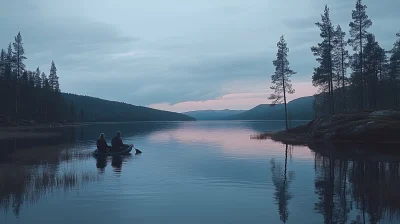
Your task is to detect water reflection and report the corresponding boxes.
[310,143,400,224]
[1,121,400,223]
[0,122,180,218]
[0,161,99,218]
[271,144,295,223]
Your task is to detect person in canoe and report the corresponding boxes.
[111,131,132,152]
[97,133,111,152]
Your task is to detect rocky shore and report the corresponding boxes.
[252,110,400,144]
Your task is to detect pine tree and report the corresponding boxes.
[388,32,400,108]
[6,43,13,82]
[41,72,50,89]
[28,70,35,87]
[363,34,386,109]
[348,0,372,111]
[269,35,296,130]
[48,60,59,92]
[311,5,335,115]
[34,67,41,88]
[0,49,6,114]
[0,49,5,80]
[333,25,349,111]
[12,32,26,82]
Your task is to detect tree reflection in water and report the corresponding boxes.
[0,142,99,218]
[311,143,400,224]
[271,144,295,223]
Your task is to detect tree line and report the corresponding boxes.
[0,32,74,123]
[269,0,400,129]
[312,0,400,116]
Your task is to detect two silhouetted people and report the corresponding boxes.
[97,131,131,152]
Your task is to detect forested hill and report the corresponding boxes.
[0,32,193,125]
[183,109,245,120]
[62,93,195,122]
[223,96,315,121]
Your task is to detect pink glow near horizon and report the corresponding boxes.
[148,81,317,112]
[148,125,315,159]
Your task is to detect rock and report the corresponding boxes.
[369,110,400,118]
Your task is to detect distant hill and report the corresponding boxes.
[62,93,195,122]
[223,96,315,120]
[183,109,245,120]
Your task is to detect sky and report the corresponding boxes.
[1,0,399,113]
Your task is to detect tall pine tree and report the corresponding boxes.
[0,49,5,80]
[363,34,385,109]
[41,72,50,89]
[348,0,372,111]
[0,49,5,114]
[12,32,27,115]
[12,32,26,80]
[34,67,41,88]
[269,35,296,130]
[333,25,349,111]
[6,43,13,82]
[311,5,335,115]
[48,61,59,92]
[388,32,400,108]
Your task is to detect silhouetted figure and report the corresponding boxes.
[111,131,131,151]
[97,133,110,152]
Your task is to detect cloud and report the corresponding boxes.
[149,81,317,112]
[1,0,399,111]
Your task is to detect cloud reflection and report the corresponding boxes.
[149,123,314,159]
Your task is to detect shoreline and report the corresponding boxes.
[0,122,88,140]
[251,130,400,145]
[251,110,400,145]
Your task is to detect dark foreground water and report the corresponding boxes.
[1,121,400,224]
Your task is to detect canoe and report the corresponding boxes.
[93,145,133,156]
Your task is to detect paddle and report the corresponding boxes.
[130,144,142,154]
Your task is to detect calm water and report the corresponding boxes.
[1,121,400,224]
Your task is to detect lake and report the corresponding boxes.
[1,121,400,224]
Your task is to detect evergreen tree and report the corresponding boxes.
[333,25,349,111]
[6,43,13,82]
[48,61,59,92]
[41,72,50,90]
[34,67,41,88]
[20,70,29,86]
[348,0,372,110]
[12,32,26,82]
[311,5,335,115]
[269,35,296,130]
[0,49,6,114]
[388,32,400,108]
[0,32,72,123]
[363,34,385,109]
[0,49,5,79]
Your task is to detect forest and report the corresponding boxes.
[0,32,65,124]
[310,0,400,116]
[268,0,400,127]
[0,33,194,125]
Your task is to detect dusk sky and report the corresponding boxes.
[1,0,399,112]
